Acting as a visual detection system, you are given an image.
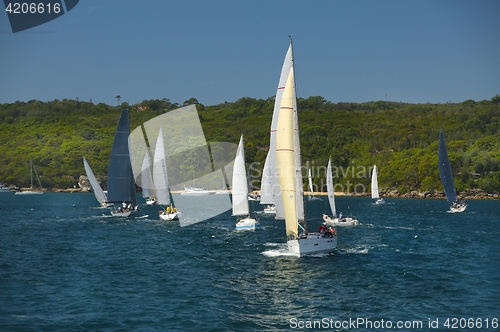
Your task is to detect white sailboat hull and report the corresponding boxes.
[146,197,157,205]
[15,191,43,195]
[375,198,385,204]
[235,216,261,230]
[287,233,337,257]
[263,205,276,214]
[450,204,467,213]
[323,214,359,226]
[110,209,132,217]
[159,211,179,221]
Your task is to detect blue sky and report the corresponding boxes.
[1,0,499,106]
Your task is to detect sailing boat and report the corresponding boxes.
[438,129,466,213]
[276,43,336,257]
[141,152,157,205]
[307,168,321,201]
[233,135,260,230]
[153,128,178,221]
[107,109,138,216]
[371,165,385,204]
[15,159,43,195]
[83,156,110,207]
[323,158,358,226]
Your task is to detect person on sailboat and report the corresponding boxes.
[318,223,327,234]
[339,212,343,221]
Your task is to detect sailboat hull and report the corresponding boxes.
[235,216,261,230]
[287,233,337,257]
[323,214,359,227]
[110,209,132,217]
[450,204,467,213]
[15,191,43,195]
[159,211,179,221]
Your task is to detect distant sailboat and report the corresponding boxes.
[323,158,358,226]
[371,165,385,204]
[233,135,260,230]
[438,129,466,213]
[276,40,337,257]
[15,159,43,195]
[153,128,178,221]
[107,109,138,216]
[307,168,321,201]
[141,152,157,205]
[83,156,110,207]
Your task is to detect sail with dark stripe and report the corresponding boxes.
[438,129,457,203]
[107,109,137,206]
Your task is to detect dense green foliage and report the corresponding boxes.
[1,95,499,195]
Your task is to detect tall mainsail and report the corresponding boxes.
[371,165,379,199]
[260,42,294,219]
[107,109,137,206]
[232,135,250,216]
[326,158,336,217]
[276,68,299,238]
[152,128,171,206]
[438,129,457,202]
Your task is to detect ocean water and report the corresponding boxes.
[1,193,499,331]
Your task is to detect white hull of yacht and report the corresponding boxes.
[287,233,337,257]
[15,190,43,195]
[110,209,132,217]
[263,205,276,214]
[159,211,179,221]
[235,217,261,230]
[450,205,466,213]
[323,214,358,226]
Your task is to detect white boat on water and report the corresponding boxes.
[153,128,179,221]
[233,135,260,230]
[107,109,139,217]
[263,205,276,214]
[15,159,43,195]
[307,168,321,201]
[275,39,336,257]
[322,158,359,227]
[0,184,11,193]
[438,129,466,213]
[371,165,385,204]
[83,156,112,207]
[182,186,215,195]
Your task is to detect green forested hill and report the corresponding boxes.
[0,95,499,195]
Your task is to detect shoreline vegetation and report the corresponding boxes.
[1,95,499,196]
[4,187,499,200]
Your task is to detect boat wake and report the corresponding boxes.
[262,243,298,257]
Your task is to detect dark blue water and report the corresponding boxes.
[1,193,499,331]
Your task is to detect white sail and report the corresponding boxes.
[260,153,273,204]
[326,158,336,217]
[83,156,107,205]
[371,165,379,199]
[232,135,250,216]
[260,43,294,220]
[276,68,299,238]
[152,128,171,206]
[141,152,154,198]
[308,168,314,194]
